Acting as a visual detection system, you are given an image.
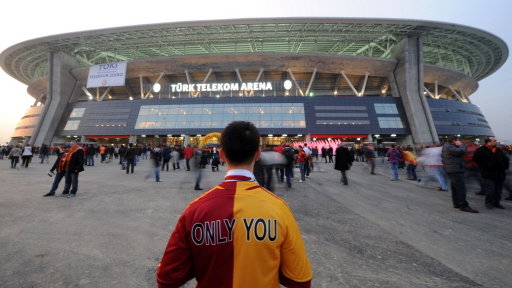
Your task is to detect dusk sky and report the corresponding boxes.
[1,0,510,144]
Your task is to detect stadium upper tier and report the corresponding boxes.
[0,18,508,85]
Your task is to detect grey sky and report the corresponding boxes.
[0,0,510,143]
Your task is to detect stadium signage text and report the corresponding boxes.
[86,61,127,88]
[170,82,273,92]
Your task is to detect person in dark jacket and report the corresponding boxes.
[334,144,354,185]
[442,137,478,213]
[125,143,137,174]
[472,137,509,209]
[43,146,69,197]
[60,141,85,198]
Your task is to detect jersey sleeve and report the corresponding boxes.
[156,213,195,288]
[279,203,313,287]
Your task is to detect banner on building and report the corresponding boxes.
[86,61,127,88]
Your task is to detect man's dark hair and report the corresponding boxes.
[484,136,495,144]
[221,121,260,164]
[447,136,460,143]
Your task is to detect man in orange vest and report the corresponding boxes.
[43,145,69,197]
[59,141,85,198]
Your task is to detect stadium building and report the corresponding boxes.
[0,18,508,147]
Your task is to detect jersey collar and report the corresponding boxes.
[224,169,256,182]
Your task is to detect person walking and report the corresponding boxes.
[125,143,137,174]
[148,146,162,182]
[442,137,478,213]
[297,146,308,183]
[386,144,401,181]
[335,143,354,185]
[282,144,296,188]
[8,144,22,169]
[362,144,376,175]
[416,146,449,191]
[183,144,194,171]
[327,146,334,163]
[402,147,418,181]
[161,145,171,171]
[39,144,50,164]
[170,147,180,170]
[472,137,509,209]
[21,144,33,168]
[156,121,313,288]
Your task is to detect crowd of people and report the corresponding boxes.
[2,135,511,211]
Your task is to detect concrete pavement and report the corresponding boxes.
[0,155,511,287]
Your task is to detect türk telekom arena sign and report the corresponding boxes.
[170,82,274,92]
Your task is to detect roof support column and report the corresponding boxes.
[287,69,304,96]
[340,70,359,96]
[305,67,317,96]
[391,36,439,145]
[30,52,80,146]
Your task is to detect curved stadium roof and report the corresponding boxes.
[0,18,508,85]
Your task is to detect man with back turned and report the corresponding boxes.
[157,121,313,288]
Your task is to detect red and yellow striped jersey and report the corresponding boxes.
[157,170,313,288]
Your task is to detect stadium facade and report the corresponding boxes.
[0,18,508,147]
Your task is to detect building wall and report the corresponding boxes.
[17,96,493,142]
[56,96,409,137]
[427,98,493,136]
[12,106,43,138]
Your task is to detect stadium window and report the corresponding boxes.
[377,117,403,128]
[374,103,398,114]
[64,120,80,130]
[69,108,85,118]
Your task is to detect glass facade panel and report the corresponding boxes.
[64,120,80,130]
[377,117,404,128]
[374,103,399,114]
[70,108,85,118]
[135,103,306,129]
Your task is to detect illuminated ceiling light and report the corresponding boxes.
[375,134,380,138]
[391,134,397,137]
[153,83,161,93]
[312,138,316,141]
[297,134,303,137]
[268,134,273,137]
[216,94,220,98]
[357,93,363,97]
[141,135,146,137]
[334,90,338,95]
[357,138,361,141]
[283,80,292,90]
[180,134,186,137]
[282,134,288,137]
[88,95,93,100]
[309,92,314,97]
[129,96,133,100]
[172,96,176,99]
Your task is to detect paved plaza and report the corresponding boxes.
[0,155,511,288]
